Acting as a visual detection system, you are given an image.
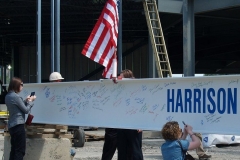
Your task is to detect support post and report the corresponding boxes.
[117,0,122,73]
[3,66,6,84]
[54,0,60,72]
[0,65,2,83]
[36,0,41,83]
[148,35,156,78]
[183,0,195,77]
[11,47,14,79]
[51,0,54,72]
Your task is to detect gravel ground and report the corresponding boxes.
[73,136,240,160]
[1,132,240,160]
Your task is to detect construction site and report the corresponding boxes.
[0,0,240,160]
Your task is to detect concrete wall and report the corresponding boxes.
[4,136,73,160]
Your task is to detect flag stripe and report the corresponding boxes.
[93,30,110,64]
[90,24,109,63]
[81,4,106,57]
[103,14,117,47]
[82,22,104,58]
[103,46,115,67]
[88,23,105,59]
[102,51,115,78]
[99,37,111,66]
[81,0,119,78]
[105,3,118,46]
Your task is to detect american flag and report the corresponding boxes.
[81,0,119,78]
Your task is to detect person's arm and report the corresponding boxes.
[188,133,201,150]
[184,125,201,150]
[14,95,34,114]
[180,129,188,140]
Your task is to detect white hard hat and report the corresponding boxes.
[49,72,64,81]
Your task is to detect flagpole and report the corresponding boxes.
[112,49,117,78]
[117,0,122,74]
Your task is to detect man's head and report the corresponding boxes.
[120,69,134,78]
[49,72,64,82]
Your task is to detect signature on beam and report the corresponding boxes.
[161,104,166,111]
[153,113,159,121]
[164,82,176,87]
[228,79,239,86]
[166,116,173,121]
[191,81,213,88]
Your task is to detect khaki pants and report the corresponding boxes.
[194,133,206,156]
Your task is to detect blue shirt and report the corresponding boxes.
[161,139,189,160]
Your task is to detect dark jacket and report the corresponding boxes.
[5,91,34,129]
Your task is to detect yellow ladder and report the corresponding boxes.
[143,0,172,78]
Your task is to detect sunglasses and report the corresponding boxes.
[20,83,23,87]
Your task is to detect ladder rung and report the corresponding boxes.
[154,36,162,37]
[156,44,164,46]
[152,27,160,29]
[150,19,158,21]
[158,52,166,55]
[160,61,168,63]
[161,69,169,72]
[147,3,155,5]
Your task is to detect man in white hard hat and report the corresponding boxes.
[49,72,64,82]
[49,72,76,157]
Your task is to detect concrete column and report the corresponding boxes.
[36,0,42,83]
[117,0,122,73]
[11,47,14,79]
[1,66,5,83]
[148,35,156,78]
[51,0,54,72]
[3,66,6,83]
[183,0,195,77]
[54,0,60,72]
[4,136,72,160]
